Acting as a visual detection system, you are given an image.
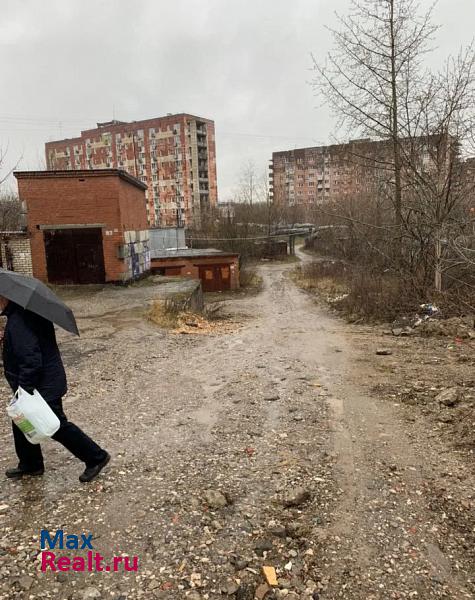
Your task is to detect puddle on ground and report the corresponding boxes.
[60,343,108,367]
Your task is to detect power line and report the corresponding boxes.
[0,114,324,145]
[188,233,292,241]
[218,131,323,143]
[0,114,96,124]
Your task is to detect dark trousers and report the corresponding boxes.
[12,397,106,471]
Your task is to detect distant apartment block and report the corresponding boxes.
[269,140,381,208]
[45,114,218,227]
[270,138,440,208]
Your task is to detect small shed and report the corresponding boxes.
[150,248,240,292]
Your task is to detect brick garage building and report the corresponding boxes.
[151,248,239,292]
[15,169,150,284]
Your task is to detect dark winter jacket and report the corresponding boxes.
[2,302,67,401]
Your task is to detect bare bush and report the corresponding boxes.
[0,195,22,231]
[239,265,262,290]
[0,146,23,232]
[147,298,180,329]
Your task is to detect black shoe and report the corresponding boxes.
[79,452,111,483]
[5,466,44,479]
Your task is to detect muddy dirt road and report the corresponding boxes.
[0,258,473,599]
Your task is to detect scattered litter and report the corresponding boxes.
[262,565,278,586]
[420,303,440,316]
[328,293,349,304]
[391,307,475,339]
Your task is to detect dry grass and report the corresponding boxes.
[292,260,423,322]
[173,312,240,335]
[148,298,240,335]
[291,262,349,298]
[147,299,180,329]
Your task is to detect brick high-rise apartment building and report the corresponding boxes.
[45,114,218,227]
[270,139,395,208]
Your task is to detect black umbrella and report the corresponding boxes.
[0,269,79,336]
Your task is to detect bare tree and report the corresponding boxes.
[0,194,22,231]
[311,0,475,300]
[399,46,475,291]
[0,146,23,231]
[312,0,438,257]
[235,160,298,228]
[0,145,21,188]
[235,160,269,206]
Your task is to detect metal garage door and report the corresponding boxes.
[44,228,105,284]
[198,264,231,292]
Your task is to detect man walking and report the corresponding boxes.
[1,296,110,482]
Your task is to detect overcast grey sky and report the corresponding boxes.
[1,0,474,200]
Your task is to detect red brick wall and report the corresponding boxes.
[206,121,218,210]
[108,178,150,281]
[16,173,147,283]
[117,179,148,232]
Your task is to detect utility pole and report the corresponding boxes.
[434,229,442,292]
[250,171,253,206]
